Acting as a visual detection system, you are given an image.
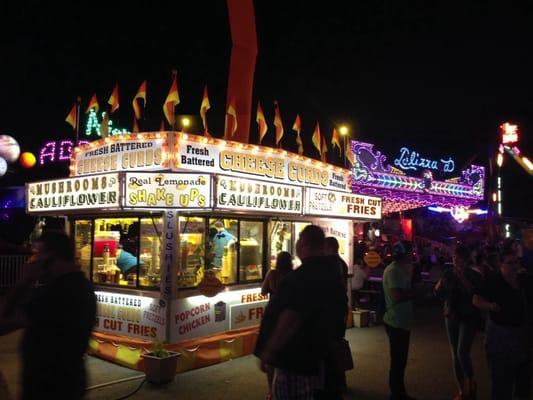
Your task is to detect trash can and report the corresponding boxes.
[352,309,369,328]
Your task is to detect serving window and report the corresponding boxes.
[177,217,266,289]
[269,220,310,269]
[74,219,92,278]
[72,216,162,289]
[72,215,271,290]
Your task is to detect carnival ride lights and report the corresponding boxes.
[428,206,488,224]
[350,141,485,215]
[495,123,532,220]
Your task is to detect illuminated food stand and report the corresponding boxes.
[25,131,382,372]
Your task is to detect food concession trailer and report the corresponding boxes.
[26,131,382,372]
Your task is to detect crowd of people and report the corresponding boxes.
[258,231,533,400]
[0,224,531,400]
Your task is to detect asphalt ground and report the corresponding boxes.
[1,299,532,399]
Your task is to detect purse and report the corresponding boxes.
[329,338,354,371]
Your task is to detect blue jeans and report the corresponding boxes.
[445,318,477,388]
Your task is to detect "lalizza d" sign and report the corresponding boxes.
[394,147,455,173]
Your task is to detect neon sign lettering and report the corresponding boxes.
[39,140,89,165]
[394,147,455,173]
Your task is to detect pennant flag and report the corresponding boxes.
[200,85,211,133]
[132,117,139,133]
[108,84,119,113]
[256,102,268,144]
[292,114,303,155]
[225,97,238,137]
[85,94,99,113]
[132,80,147,120]
[312,122,322,155]
[273,101,284,146]
[65,103,77,129]
[331,128,341,152]
[163,74,180,127]
[321,135,328,163]
[101,112,109,138]
[345,139,354,165]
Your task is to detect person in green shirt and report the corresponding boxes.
[382,240,416,400]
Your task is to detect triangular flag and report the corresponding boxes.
[312,122,322,155]
[225,98,238,138]
[65,103,77,129]
[256,102,268,144]
[200,85,211,133]
[345,139,354,165]
[163,74,180,127]
[292,114,303,155]
[274,101,284,146]
[133,80,147,120]
[331,128,341,152]
[85,94,99,113]
[108,84,119,113]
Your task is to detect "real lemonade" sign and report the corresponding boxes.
[125,172,211,209]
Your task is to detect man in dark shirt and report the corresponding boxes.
[258,225,347,399]
[473,247,533,400]
[0,231,96,399]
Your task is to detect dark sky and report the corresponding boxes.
[1,1,532,218]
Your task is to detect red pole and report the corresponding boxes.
[225,0,258,143]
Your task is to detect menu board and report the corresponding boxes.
[27,173,120,213]
[94,291,166,340]
[171,288,268,342]
[306,188,382,220]
[216,175,303,214]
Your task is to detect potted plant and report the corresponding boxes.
[142,339,180,384]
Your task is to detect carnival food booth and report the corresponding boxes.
[25,131,382,372]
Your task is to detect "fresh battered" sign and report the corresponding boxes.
[73,137,167,175]
[176,134,349,191]
[95,291,166,340]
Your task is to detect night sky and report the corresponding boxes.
[1,1,532,218]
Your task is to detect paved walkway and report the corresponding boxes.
[1,301,530,399]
